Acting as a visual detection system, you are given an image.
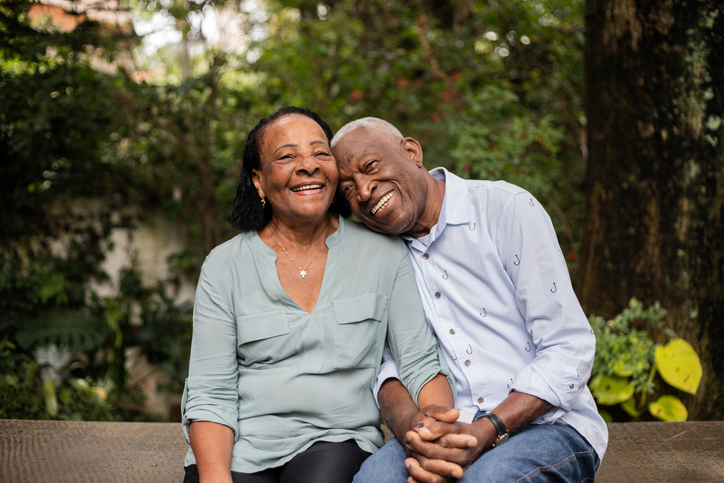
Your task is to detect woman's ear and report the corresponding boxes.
[403,137,424,167]
[252,168,263,197]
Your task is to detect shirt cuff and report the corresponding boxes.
[181,380,239,444]
[510,357,588,412]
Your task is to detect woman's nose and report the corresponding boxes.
[296,154,320,174]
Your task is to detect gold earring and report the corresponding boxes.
[260,196,266,209]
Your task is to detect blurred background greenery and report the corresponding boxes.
[1,0,722,422]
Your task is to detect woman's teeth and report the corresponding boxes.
[372,193,392,215]
[292,184,322,192]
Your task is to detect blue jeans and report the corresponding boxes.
[354,421,599,483]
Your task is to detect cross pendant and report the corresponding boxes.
[300,270,307,278]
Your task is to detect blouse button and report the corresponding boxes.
[422,253,430,260]
[435,292,441,298]
[477,396,484,404]
[464,360,471,367]
[449,329,456,335]
[569,383,575,389]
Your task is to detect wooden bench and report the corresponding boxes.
[1,419,722,482]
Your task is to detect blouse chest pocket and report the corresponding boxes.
[332,293,388,370]
[236,310,297,368]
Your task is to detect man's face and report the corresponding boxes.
[334,127,427,236]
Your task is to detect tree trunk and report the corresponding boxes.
[580,1,724,419]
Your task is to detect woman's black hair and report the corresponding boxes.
[229,106,350,232]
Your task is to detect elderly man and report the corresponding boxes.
[331,118,607,483]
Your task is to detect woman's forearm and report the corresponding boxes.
[189,421,234,483]
[417,373,454,409]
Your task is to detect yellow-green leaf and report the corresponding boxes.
[621,396,643,417]
[613,360,634,377]
[655,338,702,395]
[589,374,635,405]
[648,395,688,421]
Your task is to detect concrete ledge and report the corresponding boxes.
[1,419,722,482]
[596,421,724,482]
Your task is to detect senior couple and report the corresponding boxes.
[181,106,607,483]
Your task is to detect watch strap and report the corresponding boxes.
[475,412,509,447]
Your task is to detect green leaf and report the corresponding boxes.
[621,395,643,417]
[16,310,109,353]
[613,359,634,377]
[655,338,702,395]
[598,409,613,423]
[589,374,635,405]
[648,395,688,421]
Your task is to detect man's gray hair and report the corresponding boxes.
[331,117,403,148]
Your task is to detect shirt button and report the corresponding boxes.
[464,360,471,367]
[422,253,430,260]
[569,383,575,389]
[435,292,442,298]
[478,396,484,404]
[449,329,455,335]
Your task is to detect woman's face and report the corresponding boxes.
[252,114,338,226]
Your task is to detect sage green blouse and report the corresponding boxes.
[182,216,453,473]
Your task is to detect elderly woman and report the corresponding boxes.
[181,107,454,483]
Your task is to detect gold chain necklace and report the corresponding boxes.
[271,225,328,278]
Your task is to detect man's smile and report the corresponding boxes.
[371,192,393,215]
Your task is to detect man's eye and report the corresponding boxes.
[365,160,378,171]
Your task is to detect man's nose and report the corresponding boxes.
[357,178,374,202]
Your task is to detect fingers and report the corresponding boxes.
[435,432,478,449]
[420,405,460,424]
[405,431,477,468]
[405,456,461,483]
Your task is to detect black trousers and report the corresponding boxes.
[183,439,371,483]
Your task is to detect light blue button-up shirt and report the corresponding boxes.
[375,168,608,460]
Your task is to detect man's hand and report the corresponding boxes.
[402,405,496,482]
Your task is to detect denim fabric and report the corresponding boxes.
[353,421,599,483]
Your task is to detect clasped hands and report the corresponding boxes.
[402,405,496,483]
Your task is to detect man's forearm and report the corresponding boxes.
[473,391,551,444]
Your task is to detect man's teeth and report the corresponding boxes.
[292,184,322,192]
[371,193,392,215]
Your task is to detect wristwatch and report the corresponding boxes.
[475,412,509,447]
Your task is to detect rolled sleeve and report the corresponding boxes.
[499,192,595,412]
[385,252,456,406]
[182,258,240,442]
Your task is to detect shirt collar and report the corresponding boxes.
[403,167,471,250]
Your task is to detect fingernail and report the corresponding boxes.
[404,438,411,445]
[413,422,425,429]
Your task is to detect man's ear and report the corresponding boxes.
[403,138,424,167]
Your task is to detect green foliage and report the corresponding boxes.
[588,298,702,421]
[2,0,593,421]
